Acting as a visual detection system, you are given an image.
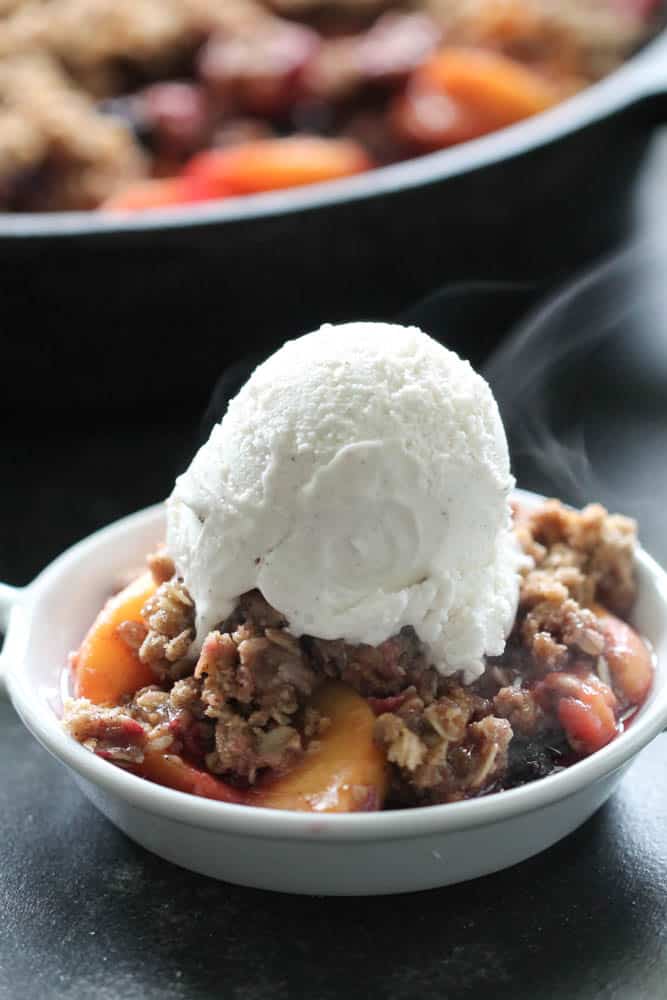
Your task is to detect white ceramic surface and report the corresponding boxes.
[2,491,667,895]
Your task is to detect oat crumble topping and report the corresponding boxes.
[64,499,648,808]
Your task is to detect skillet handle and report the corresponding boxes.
[0,582,23,697]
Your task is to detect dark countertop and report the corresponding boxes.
[2,132,667,1000]
[1,696,665,1000]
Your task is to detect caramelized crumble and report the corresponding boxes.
[64,500,650,808]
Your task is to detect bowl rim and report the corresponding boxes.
[6,489,667,842]
[0,31,665,241]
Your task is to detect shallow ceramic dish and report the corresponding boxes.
[1,489,666,896]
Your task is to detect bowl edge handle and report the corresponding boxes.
[0,582,24,697]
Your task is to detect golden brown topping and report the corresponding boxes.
[518,499,637,616]
[147,550,176,585]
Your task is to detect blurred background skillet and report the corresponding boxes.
[1,20,666,413]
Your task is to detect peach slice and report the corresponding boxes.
[72,572,157,705]
[185,136,372,196]
[250,681,389,813]
[593,604,654,706]
[136,682,388,812]
[135,751,244,805]
[102,176,211,213]
[418,47,559,128]
[540,671,618,755]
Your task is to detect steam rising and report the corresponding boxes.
[201,242,667,563]
[482,241,667,562]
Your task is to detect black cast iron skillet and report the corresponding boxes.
[1,28,666,412]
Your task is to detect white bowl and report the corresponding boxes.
[2,490,667,896]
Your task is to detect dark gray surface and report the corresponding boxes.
[2,132,667,1000]
[1,695,666,1000]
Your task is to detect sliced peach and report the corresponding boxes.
[390,87,494,150]
[537,670,618,755]
[135,682,388,812]
[249,681,388,813]
[185,136,372,196]
[72,572,157,705]
[135,751,244,805]
[417,47,559,128]
[593,604,654,706]
[556,688,617,755]
[101,176,213,213]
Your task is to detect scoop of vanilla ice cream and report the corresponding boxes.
[166,322,520,682]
